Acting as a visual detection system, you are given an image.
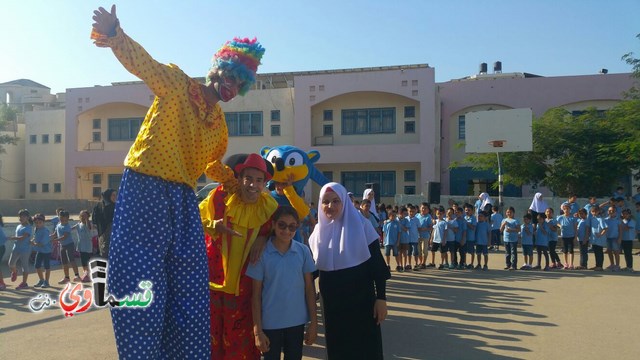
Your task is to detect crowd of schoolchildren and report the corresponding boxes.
[0,207,100,291]
[352,189,640,274]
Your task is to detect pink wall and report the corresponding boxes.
[438,73,635,194]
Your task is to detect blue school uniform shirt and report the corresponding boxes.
[491,213,503,231]
[398,216,410,244]
[475,222,489,246]
[416,213,432,239]
[0,226,7,248]
[464,215,477,242]
[576,218,588,243]
[383,219,400,246]
[535,222,549,247]
[622,219,636,241]
[589,216,608,247]
[13,224,33,253]
[407,216,420,244]
[56,223,74,246]
[245,238,316,330]
[546,218,558,241]
[454,216,466,242]
[432,219,446,244]
[605,216,620,239]
[556,215,577,238]
[501,218,519,243]
[446,218,458,242]
[76,223,93,253]
[33,227,52,254]
[520,223,534,245]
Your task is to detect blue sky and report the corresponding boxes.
[1,0,638,94]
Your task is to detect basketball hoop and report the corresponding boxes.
[488,140,507,148]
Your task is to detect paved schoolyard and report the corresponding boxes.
[1,251,639,360]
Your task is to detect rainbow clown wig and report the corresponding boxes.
[206,37,265,96]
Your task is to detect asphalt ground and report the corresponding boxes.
[1,249,639,360]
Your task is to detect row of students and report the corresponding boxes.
[0,209,95,291]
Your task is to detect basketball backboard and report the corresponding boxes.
[464,108,533,153]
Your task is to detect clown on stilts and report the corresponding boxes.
[91,5,265,359]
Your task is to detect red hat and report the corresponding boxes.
[233,153,273,181]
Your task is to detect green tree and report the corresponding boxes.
[621,33,640,99]
[0,104,20,154]
[456,107,637,197]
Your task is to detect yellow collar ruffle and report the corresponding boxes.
[225,192,278,228]
[187,78,224,128]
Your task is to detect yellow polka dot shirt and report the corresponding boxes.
[96,26,235,188]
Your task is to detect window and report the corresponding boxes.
[42,134,49,144]
[323,124,333,136]
[93,119,101,129]
[54,183,62,193]
[322,171,333,182]
[93,187,102,198]
[29,135,36,144]
[323,110,333,121]
[341,108,395,135]
[270,110,280,121]
[93,132,102,142]
[401,80,408,86]
[29,184,37,193]
[341,171,395,197]
[42,183,49,193]
[197,174,207,183]
[458,115,466,140]
[412,80,418,86]
[54,134,62,143]
[92,173,102,185]
[271,125,280,136]
[404,106,415,118]
[404,170,416,182]
[404,186,416,195]
[108,117,143,141]
[225,112,263,136]
[404,121,415,133]
[108,174,122,191]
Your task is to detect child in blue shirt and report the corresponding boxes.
[534,213,550,270]
[621,209,635,271]
[72,210,94,283]
[500,207,520,270]
[416,203,433,269]
[0,214,7,290]
[31,213,52,288]
[463,204,477,270]
[557,203,577,269]
[604,206,622,271]
[452,207,467,269]
[576,209,589,269]
[589,206,608,271]
[545,208,562,269]
[383,211,401,272]
[247,206,317,359]
[407,206,421,271]
[520,214,534,269]
[428,207,448,269]
[8,209,33,289]
[444,208,459,269]
[490,206,503,251]
[474,212,491,270]
[52,211,82,284]
[398,207,410,271]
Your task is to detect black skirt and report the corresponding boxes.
[319,260,384,360]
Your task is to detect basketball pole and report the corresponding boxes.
[496,151,504,208]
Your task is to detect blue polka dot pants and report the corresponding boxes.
[108,169,210,359]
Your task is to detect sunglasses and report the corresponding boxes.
[276,221,298,232]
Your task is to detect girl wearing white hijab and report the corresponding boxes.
[479,192,493,213]
[529,192,548,224]
[363,188,376,215]
[309,182,389,359]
